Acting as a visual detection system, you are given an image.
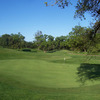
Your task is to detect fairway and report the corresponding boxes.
[0,0,100,99]
[0,48,100,100]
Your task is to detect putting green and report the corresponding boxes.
[0,59,100,88]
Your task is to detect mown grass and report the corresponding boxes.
[0,47,100,100]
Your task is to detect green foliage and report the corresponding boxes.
[0,25,100,53]
[75,0,100,20]
[46,0,100,20]
[48,35,54,42]
[0,34,11,47]
[0,33,37,49]
[68,26,93,52]
[25,42,36,49]
[45,0,100,42]
[22,48,31,52]
[0,33,25,49]
[45,0,71,8]
[33,26,99,53]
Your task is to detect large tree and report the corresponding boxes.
[0,33,25,49]
[45,0,100,19]
[75,0,100,20]
[68,26,93,52]
[45,0,100,38]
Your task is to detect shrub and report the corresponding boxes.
[22,48,31,52]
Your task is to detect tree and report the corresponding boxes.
[75,0,100,20]
[0,33,25,49]
[25,42,35,49]
[45,0,71,8]
[44,34,48,41]
[48,35,54,42]
[75,0,100,39]
[92,21,100,37]
[10,33,25,49]
[68,26,93,52]
[55,36,67,49]
[39,41,47,51]
[45,0,100,19]
[45,0,100,34]
[35,30,43,42]
[0,34,11,47]
[35,31,44,48]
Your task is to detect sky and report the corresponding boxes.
[0,0,95,42]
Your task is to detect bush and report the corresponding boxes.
[22,48,31,52]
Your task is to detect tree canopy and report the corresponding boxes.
[75,0,100,20]
[0,25,100,53]
[45,0,100,39]
[45,0,100,20]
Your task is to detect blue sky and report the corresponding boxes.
[0,0,95,41]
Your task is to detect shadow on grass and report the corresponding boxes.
[77,63,100,84]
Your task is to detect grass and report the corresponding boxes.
[0,47,100,100]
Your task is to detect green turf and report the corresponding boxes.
[0,47,100,100]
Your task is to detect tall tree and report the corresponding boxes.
[0,33,25,49]
[45,0,100,19]
[68,26,92,52]
[35,31,43,42]
[35,31,44,47]
[0,34,11,47]
[75,0,100,20]
[48,35,54,42]
[11,33,25,49]
[45,0,71,8]
[45,0,100,39]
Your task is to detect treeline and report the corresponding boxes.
[0,25,100,53]
[0,32,36,49]
[34,26,100,53]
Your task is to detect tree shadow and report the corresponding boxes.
[77,63,100,84]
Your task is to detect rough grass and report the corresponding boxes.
[0,47,100,100]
